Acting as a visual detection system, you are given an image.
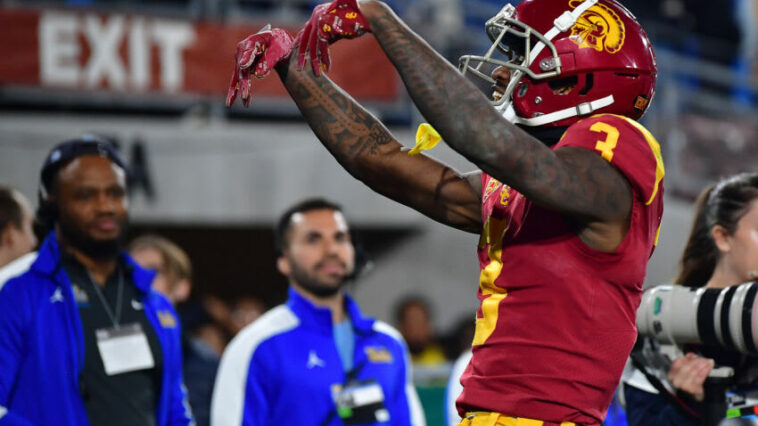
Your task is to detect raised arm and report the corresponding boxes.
[275,54,482,233]
[226,26,482,233]
[350,2,632,238]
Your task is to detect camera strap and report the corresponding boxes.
[629,341,702,420]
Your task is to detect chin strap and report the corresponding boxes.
[503,94,615,127]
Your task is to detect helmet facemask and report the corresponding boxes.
[459,4,563,114]
[459,0,620,127]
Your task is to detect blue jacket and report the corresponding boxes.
[0,234,193,426]
[623,382,699,426]
[210,288,425,426]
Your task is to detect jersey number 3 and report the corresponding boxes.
[591,122,620,162]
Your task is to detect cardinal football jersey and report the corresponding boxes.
[458,114,664,425]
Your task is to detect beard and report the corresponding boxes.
[57,214,126,260]
[289,256,351,298]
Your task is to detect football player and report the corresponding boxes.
[227,0,664,424]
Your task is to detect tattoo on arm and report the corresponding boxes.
[280,60,390,159]
[275,52,482,232]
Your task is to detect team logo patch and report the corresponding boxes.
[157,310,177,328]
[568,0,625,54]
[633,95,649,111]
[482,177,503,204]
[365,346,393,363]
[499,185,512,207]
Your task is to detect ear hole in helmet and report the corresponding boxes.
[578,73,594,96]
[517,83,529,97]
[547,75,578,95]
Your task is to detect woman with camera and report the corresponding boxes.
[625,172,758,425]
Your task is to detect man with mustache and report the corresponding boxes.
[211,198,424,425]
[0,136,193,425]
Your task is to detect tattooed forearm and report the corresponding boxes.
[274,51,482,232]
[277,55,394,164]
[359,1,631,223]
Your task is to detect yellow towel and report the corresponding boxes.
[409,123,441,155]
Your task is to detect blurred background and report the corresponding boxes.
[1,0,757,423]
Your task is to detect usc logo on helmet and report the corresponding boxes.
[568,0,625,54]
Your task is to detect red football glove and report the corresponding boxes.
[226,25,294,108]
[295,0,371,76]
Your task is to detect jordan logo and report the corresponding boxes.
[307,350,325,369]
[49,288,64,303]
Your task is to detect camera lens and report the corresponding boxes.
[637,282,758,355]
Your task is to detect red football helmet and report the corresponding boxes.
[459,0,657,128]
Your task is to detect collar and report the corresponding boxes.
[31,232,156,294]
[517,124,569,147]
[285,287,374,335]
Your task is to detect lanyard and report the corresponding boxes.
[319,358,371,426]
[87,267,125,329]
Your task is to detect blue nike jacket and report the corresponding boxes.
[0,233,193,426]
[210,287,425,426]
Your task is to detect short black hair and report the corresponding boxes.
[36,135,127,232]
[0,187,24,232]
[274,198,344,256]
[39,135,127,198]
